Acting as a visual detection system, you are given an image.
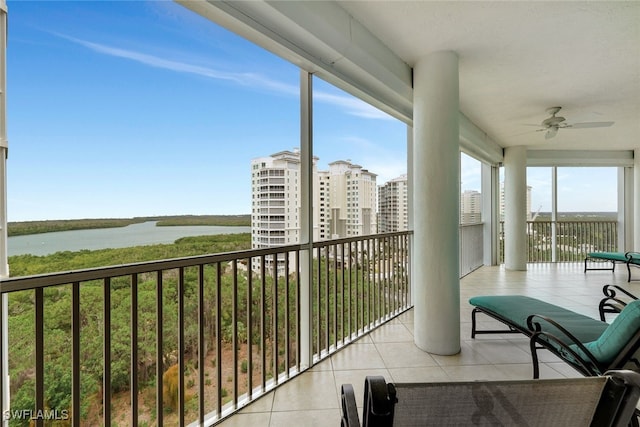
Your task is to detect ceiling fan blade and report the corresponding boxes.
[545,127,558,139]
[567,121,615,129]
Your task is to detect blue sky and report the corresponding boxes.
[7,0,407,221]
[6,1,615,222]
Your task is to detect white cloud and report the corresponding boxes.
[58,33,392,120]
[313,91,392,120]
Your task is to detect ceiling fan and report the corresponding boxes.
[536,107,614,140]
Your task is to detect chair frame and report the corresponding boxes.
[341,371,640,427]
[585,251,640,282]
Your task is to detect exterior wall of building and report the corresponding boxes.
[329,161,377,237]
[252,152,377,258]
[378,174,408,232]
[251,150,321,274]
[499,182,533,221]
[460,190,482,224]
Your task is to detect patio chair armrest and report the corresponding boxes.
[363,376,397,427]
[600,285,638,321]
[341,384,361,427]
[527,314,602,374]
[605,370,640,389]
[625,252,640,264]
[602,284,639,301]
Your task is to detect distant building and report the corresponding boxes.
[378,174,408,232]
[460,190,482,224]
[251,150,314,248]
[326,160,377,238]
[499,182,533,221]
[251,151,377,273]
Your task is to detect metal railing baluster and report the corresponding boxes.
[2,232,412,426]
[35,287,44,427]
[177,268,185,427]
[72,282,80,427]
[155,272,163,427]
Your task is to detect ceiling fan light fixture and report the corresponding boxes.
[535,107,614,140]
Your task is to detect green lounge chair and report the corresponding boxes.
[470,295,640,377]
[585,251,640,282]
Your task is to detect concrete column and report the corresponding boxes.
[482,163,498,266]
[0,2,9,421]
[407,125,414,305]
[413,51,460,355]
[504,146,528,270]
[634,150,640,250]
[299,70,313,368]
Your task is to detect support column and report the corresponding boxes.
[407,125,414,305]
[551,167,558,262]
[482,163,498,266]
[299,70,313,369]
[504,146,528,270]
[413,51,460,355]
[634,150,640,250]
[0,2,9,422]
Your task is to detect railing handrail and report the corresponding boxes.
[498,219,619,263]
[1,231,412,293]
[1,230,413,426]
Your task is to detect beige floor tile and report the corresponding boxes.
[430,341,492,366]
[271,370,339,411]
[544,361,584,378]
[331,342,386,370]
[464,339,532,364]
[368,323,413,343]
[309,357,333,372]
[215,412,271,427]
[442,364,512,381]
[239,391,274,413]
[269,408,342,427]
[375,341,439,368]
[388,366,449,383]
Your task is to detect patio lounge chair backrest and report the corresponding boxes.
[390,378,606,426]
[341,371,640,427]
[571,299,640,364]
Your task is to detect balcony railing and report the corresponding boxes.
[499,220,618,263]
[460,223,483,276]
[0,231,411,426]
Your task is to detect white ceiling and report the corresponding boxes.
[337,1,640,152]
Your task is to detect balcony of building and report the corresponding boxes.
[2,221,638,426]
[216,261,639,427]
[0,1,638,426]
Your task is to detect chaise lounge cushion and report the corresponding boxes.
[587,252,630,263]
[571,299,640,364]
[469,295,607,342]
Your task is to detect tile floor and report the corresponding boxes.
[217,262,640,426]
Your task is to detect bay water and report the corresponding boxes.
[8,221,251,256]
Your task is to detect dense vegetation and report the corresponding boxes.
[7,215,251,237]
[6,231,404,426]
[8,233,253,426]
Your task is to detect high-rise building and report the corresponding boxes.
[460,190,482,224]
[378,174,408,232]
[499,182,533,221]
[251,151,377,258]
[251,150,319,249]
[326,160,377,238]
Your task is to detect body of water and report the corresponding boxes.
[8,221,251,256]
